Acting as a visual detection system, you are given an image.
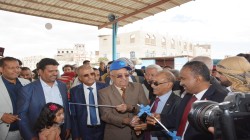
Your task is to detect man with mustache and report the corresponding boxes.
[17,58,71,140]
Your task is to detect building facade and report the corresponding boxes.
[54,44,98,66]
[21,55,45,71]
[99,30,211,61]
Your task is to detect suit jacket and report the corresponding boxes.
[70,82,108,140]
[0,76,30,140]
[210,76,229,95]
[176,84,227,140]
[17,79,71,140]
[149,92,181,140]
[98,82,149,140]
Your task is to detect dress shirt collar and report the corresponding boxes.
[194,88,208,100]
[40,78,58,87]
[83,82,96,89]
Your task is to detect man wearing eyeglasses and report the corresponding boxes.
[70,64,108,140]
[98,60,148,140]
[175,61,227,140]
[135,70,181,140]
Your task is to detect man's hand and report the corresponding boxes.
[146,113,160,125]
[116,104,132,113]
[0,113,20,124]
[208,127,214,134]
[134,123,147,131]
[134,123,147,135]
[130,116,140,127]
[122,117,132,125]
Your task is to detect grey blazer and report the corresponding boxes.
[0,76,30,140]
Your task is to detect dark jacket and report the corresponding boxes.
[17,80,71,140]
[149,92,181,140]
[176,84,227,140]
[70,82,108,140]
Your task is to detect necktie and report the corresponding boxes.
[121,87,126,101]
[151,97,160,113]
[88,87,98,125]
[145,97,161,140]
[177,95,197,136]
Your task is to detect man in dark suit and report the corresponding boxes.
[70,64,108,140]
[190,56,229,96]
[17,58,71,140]
[98,60,148,140]
[136,70,181,140]
[146,61,226,140]
[176,61,227,140]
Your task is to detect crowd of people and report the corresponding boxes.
[0,53,250,140]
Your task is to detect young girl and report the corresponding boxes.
[34,102,64,140]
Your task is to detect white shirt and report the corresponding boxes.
[181,88,208,140]
[83,83,101,125]
[40,78,63,106]
[227,86,232,92]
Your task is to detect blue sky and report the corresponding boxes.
[0,0,249,59]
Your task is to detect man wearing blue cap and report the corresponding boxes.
[98,60,149,140]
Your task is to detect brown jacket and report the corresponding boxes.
[98,82,148,140]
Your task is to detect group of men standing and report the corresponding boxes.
[1,55,249,140]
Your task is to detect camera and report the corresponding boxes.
[188,93,250,140]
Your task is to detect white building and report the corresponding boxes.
[21,55,45,70]
[99,30,211,61]
[54,44,98,67]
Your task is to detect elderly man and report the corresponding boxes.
[17,58,71,140]
[0,57,30,140]
[136,70,181,140]
[176,61,227,140]
[70,64,108,140]
[98,60,148,140]
[144,64,163,100]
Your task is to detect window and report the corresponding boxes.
[171,39,175,49]
[130,51,135,59]
[145,50,150,57]
[66,51,69,53]
[62,51,64,53]
[71,51,73,53]
[58,51,60,53]
[151,35,156,46]
[145,34,150,45]
[161,37,166,47]
[130,34,135,43]
[150,51,155,57]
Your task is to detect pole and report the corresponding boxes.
[112,22,118,60]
